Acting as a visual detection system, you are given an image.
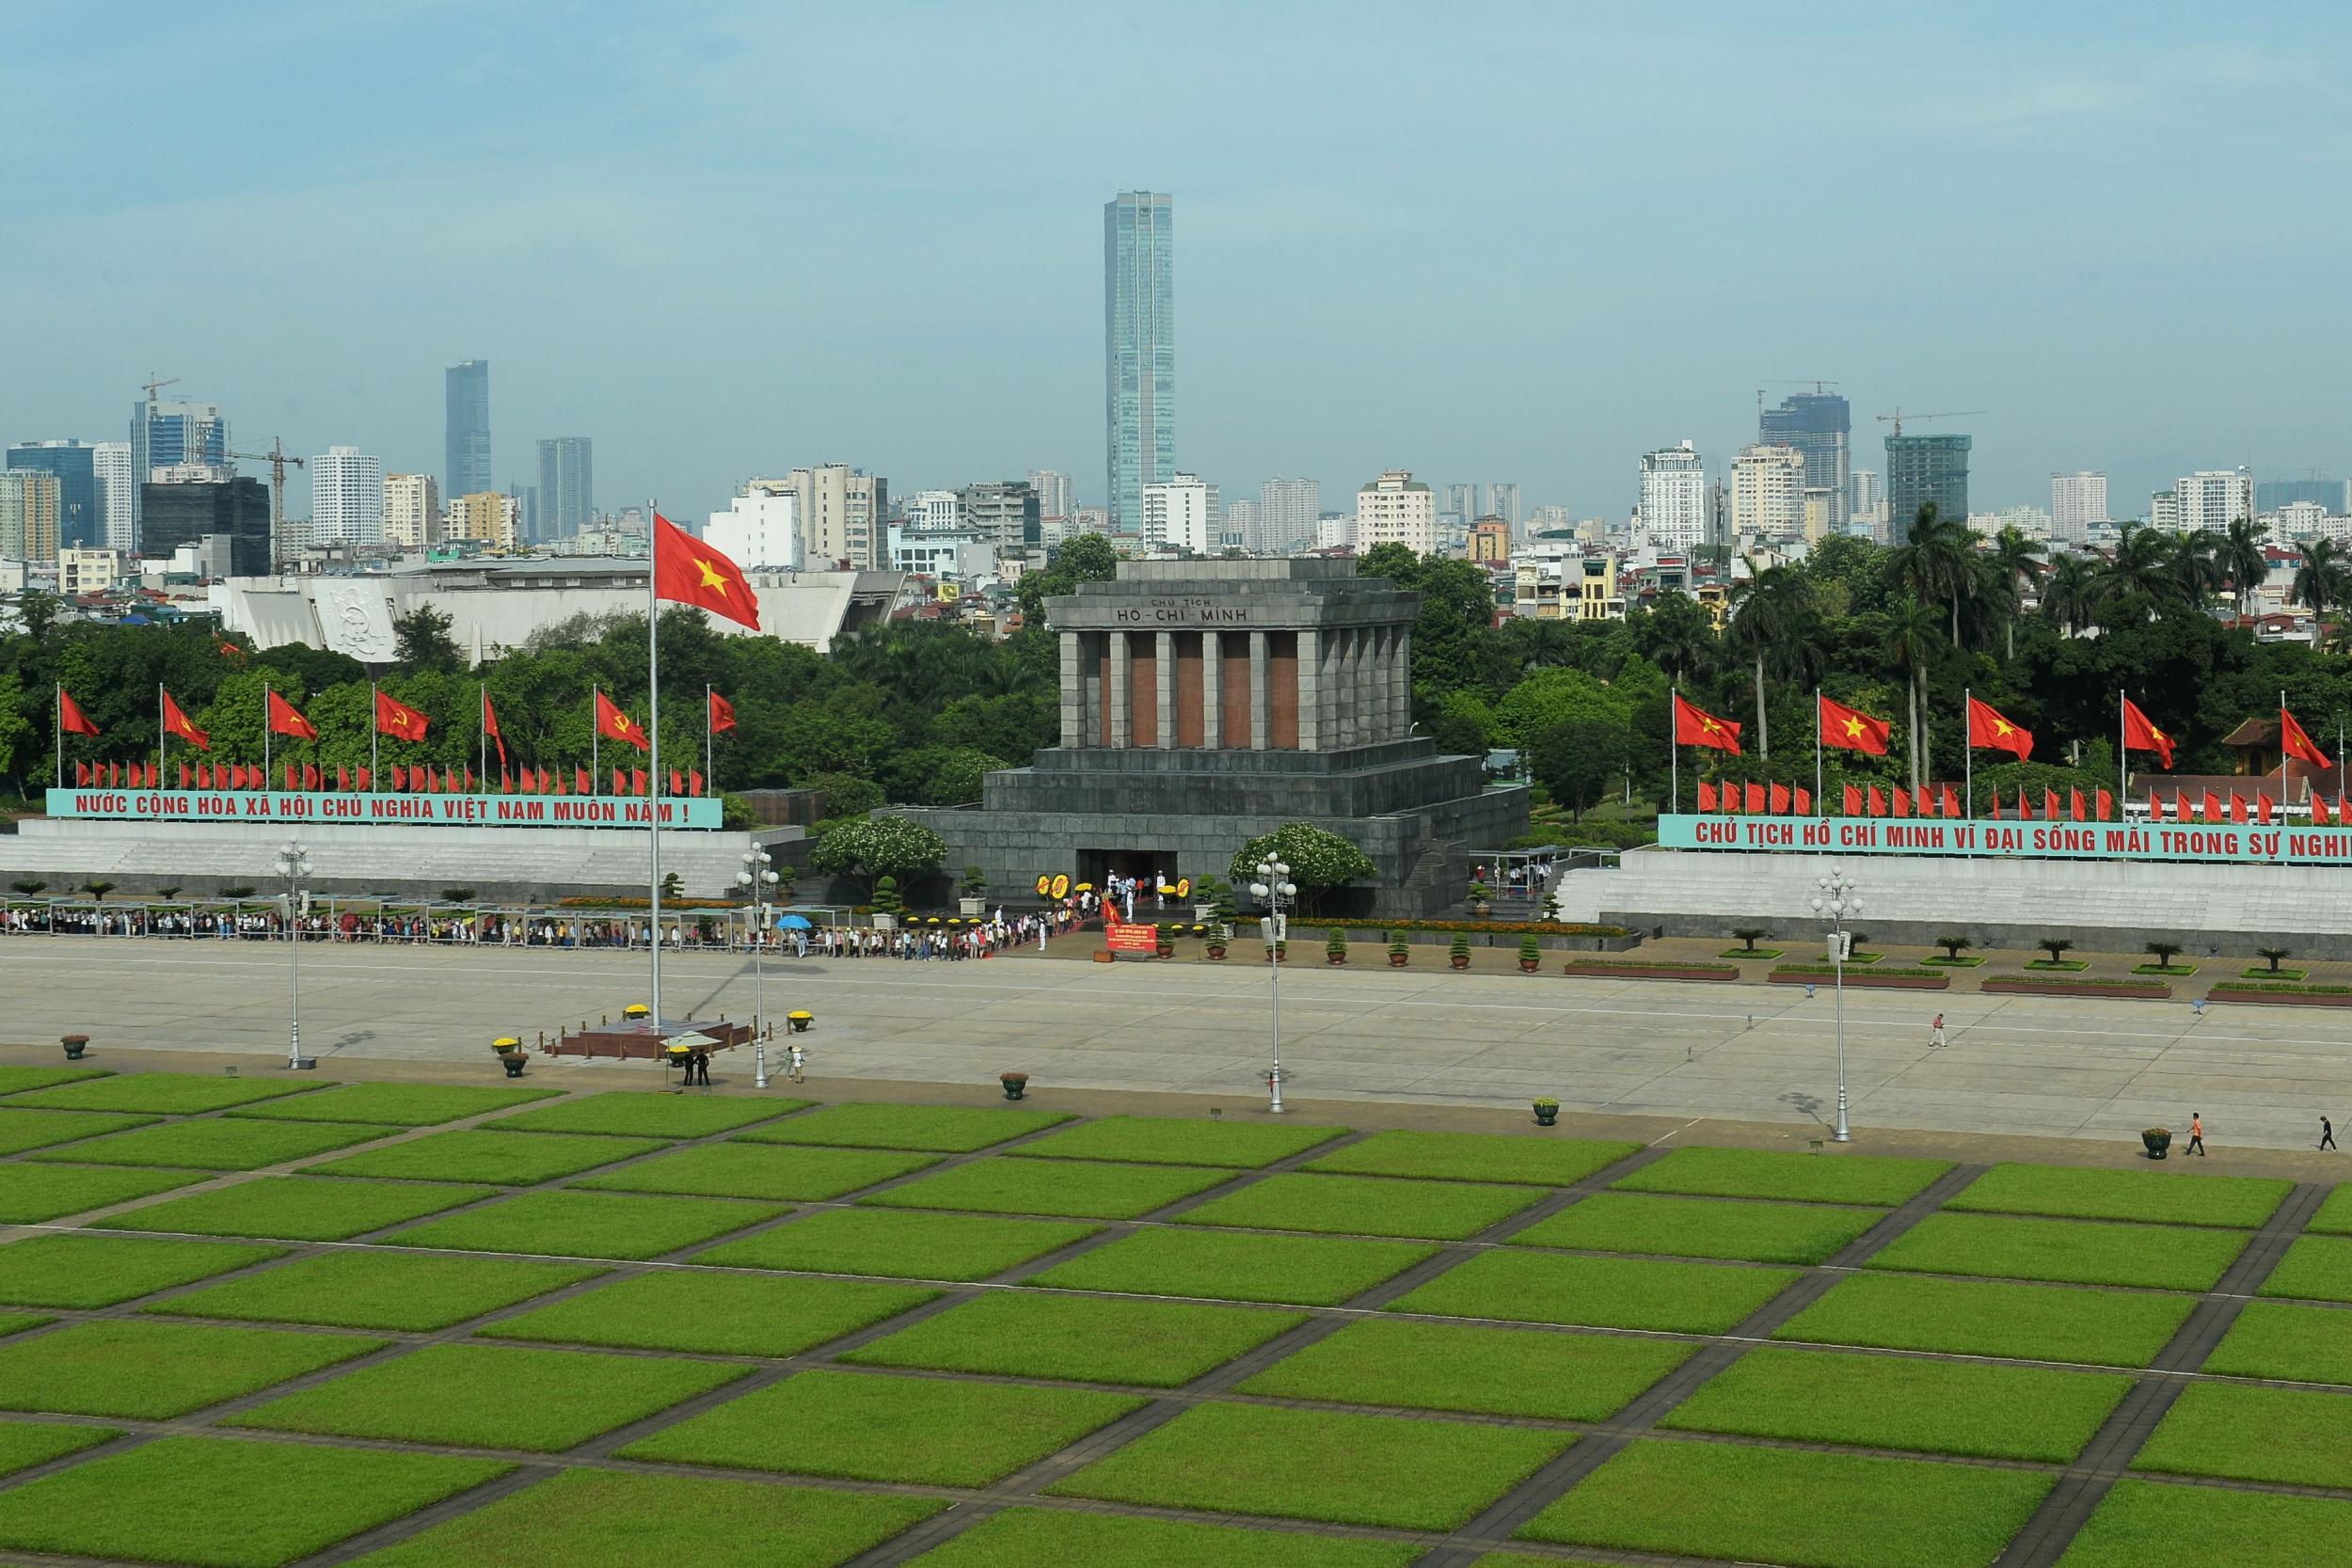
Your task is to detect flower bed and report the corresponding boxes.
[2205,983,2352,1007]
[1981,977,2172,999]
[1768,965,1948,990]
[1560,959,1739,982]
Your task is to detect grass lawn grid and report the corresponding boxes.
[2131,1381,2352,1490]
[1516,1437,2054,1568]
[0,1234,286,1308]
[618,1369,1145,1487]
[480,1270,941,1358]
[1391,1248,1802,1335]
[1869,1212,2249,1291]
[28,1117,390,1170]
[1947,1163,2291,1228]
[2311,1182,2352,1236]
[735,1101,1073,1152]
[0,1320,390,1418]
[2204,1300,2352,1386]
[346,1468,947,1568]
[485,1092,810,1139]
[0,1107,157,1155]
[1172,1171,1548,1241]
[696,1207,1100,1281]
[304,1128,671,1185]
[1610,1145,1953,1206]
[228,1082,561,1127]
[1009,1114,1349,1168]
[1514,1191,1883,1264]
[858,1155,1231,1220]
[90,1177,504,1242]
[1773,1273,2198,1369]
[1028,1227,1438,1307]
[1237,1317,1694,1422]
[2262,1234,2352,1303]
[151,1250,606,1331]
[1045,1400,1570,1532]
[0,1421,119,1480]
[0,1435,512,1568]
[901,1505,1426,1568]
[2053,1479,2352,1568]
[382,1190,789,1260]
[1302,1129,1641,1187]
[1661,1345,2132,1462]
[0,1067,111,1098]
[3,1072,326,1116]
[228,1342,749,1452]
[572,1142,936,1202]
[843,1291,1309,1387]
[0,1163,214,1224]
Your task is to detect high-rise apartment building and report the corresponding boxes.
[2256,478,2345,514]
[128,397,228,534]
[382,474,440,550]
[790,465,888,569]
[445,491,519,551]
[1883,434,1970,542]
[1223,499,1264,551]
[6,441,99,550]
[534,437,593,538]
[961,480,1042,550]
[0,471,60,561]
[1485,483,1520,527]
[308,446,384,546]
[2169,467,2254,533]
[1729,445,1807,538]
[1104,191,1174,532]
[90,443,133,550]
[2049,472,2107,545]
[1849,468,1883,530]
[1354,470,1438,554]
[1760,392,1851,529]
[444,360,491,502]
[706,482,801,570]
[1638,441,1708,549]
[1443,483,1478,529]
[901,491,963,531]
[1027,470,1074,523]
[140,477,268,576]
[1140,473,1218,553]
[1259,477,1319,554]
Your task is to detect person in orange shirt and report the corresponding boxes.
[2185,1112,2205,1157]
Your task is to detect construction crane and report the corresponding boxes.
[140,373,180,404]
[226,438,306,565]
[1755,380,1841,417]
[1876,408,1985,437]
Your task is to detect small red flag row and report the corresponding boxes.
[72,759,707,796]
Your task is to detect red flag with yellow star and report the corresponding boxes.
[1818,695,1890,755]
[595,689,651,752]
[653,513,760,630]
[1672,694,1741,754]
[2121,698,2174,769]
[1966,696,2032,760]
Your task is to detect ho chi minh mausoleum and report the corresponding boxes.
[900,558,1529,915]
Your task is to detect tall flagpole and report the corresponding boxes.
[646,500,663,1027]
[54,684,62,789]
[263,683,272,786]
[157,684,166,788]
[2280,688,2290,818]
[2118,690,2127,816]
[1813,686,1822,814]
[705,683,713,791]
[478,685,486,786]
[1669,685,1679,817]
[371,683,379,793]
[592,687,601,796]
[1963,686,1973,820]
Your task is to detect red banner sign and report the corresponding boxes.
[1104,919,1160,956]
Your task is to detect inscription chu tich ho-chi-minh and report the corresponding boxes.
[1113,597,1253,625]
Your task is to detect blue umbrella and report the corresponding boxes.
[776,914,812,928]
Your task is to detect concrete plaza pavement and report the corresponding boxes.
[5,934,2350,1154]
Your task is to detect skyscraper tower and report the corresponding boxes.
[536,436,594,538]
[444,360,491,503]
[1104,192,1174,533]
[1884,434,1971,543]
[1760,392,1851,530]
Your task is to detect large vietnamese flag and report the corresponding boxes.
[1819,695,1891,755]
[2122,698,2175,769]
[58,689,100,737]
[1672,694,1742,754]
[653,513,761,629]
[162,692,209,751]
[1966,697,2032,760]
[2282,705,2333,768]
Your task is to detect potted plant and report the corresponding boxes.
[1154,924,1176,958]
[1265,939,1288,965]
[1468,880,1492,918]
[1449,932,1471,971]
[59,1034,88,1061]
[1533,1097,1561,1127]
[870,876,901,931]
[787,1010,813,1033]
[959,865,988,917]
[1192,876,1223,924]
[2142,1126,2171,1159]
[1327,927,1347,965]
[1205,926,1228,960]
[1389,934,1410,968]
[1518,935,1542,973]
[1000,1070,1030,1101]
[492,1037,526,1077]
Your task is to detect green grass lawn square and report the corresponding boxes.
[0,1066,111,1097]
[2263,1235,2352,1302]
[2056,1480,2352,1568]
[385,1190,787,1259]
[0,1319,389,1418]
[2205,1301,2352,1385]
[0,1234,284,1307]
[861,1155,1229,1219]
[1029,1228,1438,1306]
[1238,1318,1693,1421]
[1662,1346,2131,1462]
[738,1101,1073,1152]
[305,1128,668,1184]
[349,1468,946,1568]
[1011,1115,1348,1168]
[485,1091,809,1138]
[480,1271,938,1357]
[1947,1164,2290,1227]
[1773,1275,2197,1367]
[1391,1249,1800,1333]
[2133,1382,2352,1488]
[29,1117,388,1170]
[0,1420,118,1479]
[0,1162,212,1223]
[843,1291,1307,1386]
[1302,1129,1641,1187]
[1611,1146,1952,1206]
[229,1082,561,1126]
[5,1071,324,1116]
[1517,1439,2052,1568]
[2310,1182,2352,1235]
[0,1106,156,1154]
[92,1176,503,1241]
[1047,1401,1567,1530]
[0,1435,510,1568]
[1870,1212,2249,1291]
[619,1369,1143,1486]
[1173,1172,1547,1240]
[905,1506,1423,1568]
[1515,1192,1883,1263]
[229,1341,748,1451]
[697,1208,1099,1280]
[574,1142,935,1201]
[154,1250,604,1330]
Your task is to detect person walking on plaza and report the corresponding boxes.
[2186,1112,2205,1156]
[2323,1115,2337,1151]
[1929,1013,1947,1050]
[787,1040,806,1084]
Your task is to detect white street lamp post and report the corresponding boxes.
[274,839,316,1071]
[1807,870,1862,1143]
[737,847,781,1089]
[1248,858,1296,1114]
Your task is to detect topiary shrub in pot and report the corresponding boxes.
[1389,935,1410,968]
[1327,927,1347,965]
[1518,935,1542,973]
[1449,932,1471,971]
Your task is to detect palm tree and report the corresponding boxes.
[1726,561,1811,757]
[2042,553,2096,636]
[1886,504,1977,644]
[2166,531,2224,610]
[2092,526,2175,614]
[2292,539,2347,623]
[2221,517,2267,620]
[1989,528,2045,660]
[1630,593,1718,686]
[1884,596,1944,794]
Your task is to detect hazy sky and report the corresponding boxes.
[8,1,2348,526]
